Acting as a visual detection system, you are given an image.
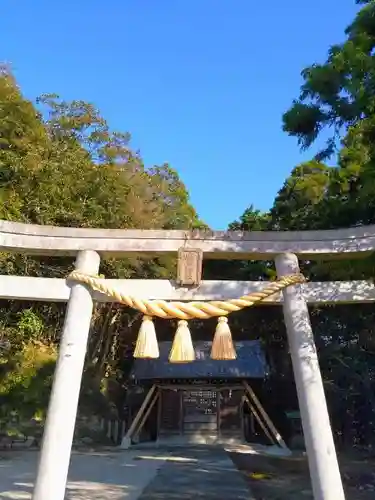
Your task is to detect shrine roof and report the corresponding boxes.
[130,340,268,380]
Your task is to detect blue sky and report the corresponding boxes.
[2,1,360,228]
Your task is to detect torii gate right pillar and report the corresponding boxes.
[275,253,345,500]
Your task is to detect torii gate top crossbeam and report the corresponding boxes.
[0,219,374,259]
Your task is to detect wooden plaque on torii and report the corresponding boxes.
[177,247,203,286]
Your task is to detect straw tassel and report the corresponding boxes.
[133,315,159,359]
[169,320,195,363]
[211,316,237,360]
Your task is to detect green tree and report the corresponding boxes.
[270,161,331,230]
[0,67,204,425]
[282,1,375,159]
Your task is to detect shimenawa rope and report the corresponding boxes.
[67,271,306,320]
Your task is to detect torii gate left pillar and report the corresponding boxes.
[32,250,100,500]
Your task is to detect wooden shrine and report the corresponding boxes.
[124,340,286,447]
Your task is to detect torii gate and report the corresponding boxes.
[2,220,374,500]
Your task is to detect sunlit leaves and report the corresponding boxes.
[283,2,375,159]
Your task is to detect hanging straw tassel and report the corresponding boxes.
[133,315,160,359]
[211,316,237,360]
[169,320,195,363]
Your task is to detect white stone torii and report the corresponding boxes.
[2,220,373,500]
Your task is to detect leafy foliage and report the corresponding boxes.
[0,342,56,427]
[0,67,204,427]
[266,0,375,447]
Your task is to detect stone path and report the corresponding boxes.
[138,447,254,500]
[0,450,166,500]
[0,447,253,499]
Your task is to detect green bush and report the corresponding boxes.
[0,342,56,431]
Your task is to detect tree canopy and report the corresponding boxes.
[0,67,205,428]
[281,0,375,234]
[226,0,375,448]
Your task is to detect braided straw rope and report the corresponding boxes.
[67,271,306,320]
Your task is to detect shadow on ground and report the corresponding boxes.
[229,449,375,500]
[0,450,165,500]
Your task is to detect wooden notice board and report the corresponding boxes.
[177,248,203,286]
